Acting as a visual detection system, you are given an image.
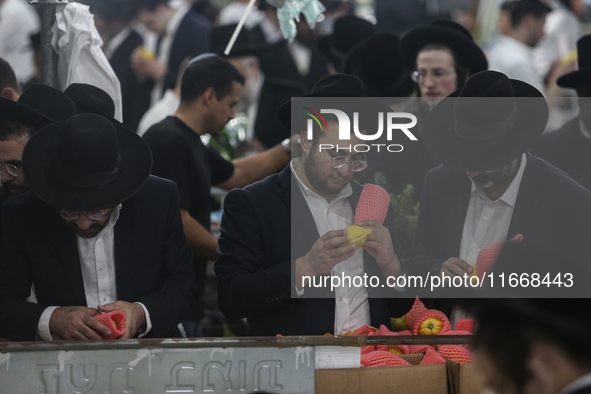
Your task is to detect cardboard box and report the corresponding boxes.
[446,360,485,394]
[315,354,448,394]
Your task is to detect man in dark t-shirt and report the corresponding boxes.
[143,55,296,326]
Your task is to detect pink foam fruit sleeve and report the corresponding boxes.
[94,311,126,339]
[354,184,391,225]
[474,234,523,280]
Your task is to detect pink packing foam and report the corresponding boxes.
[354,184,391,225]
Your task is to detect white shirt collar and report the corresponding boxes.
[470,153,527,208]
[290,158,353,203]
[579,118,591,140]
[166,2,190,38]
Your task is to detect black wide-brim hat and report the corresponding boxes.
[0,84,76,129]
[64,83,123,126]
[341,33,415,98]
[23,113,152,211]
[276,74,366,130]
[400,20,488,74]
[210,24,268,57]
[424,71,548,172]
[557,34,591,88]
[317,15,375,70]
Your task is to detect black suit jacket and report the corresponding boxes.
[0,176,198,341]
[109,28,153,132]
[407,153,591,278]
[530,117,591,191]
[160,11,210,96]
[215,165,411,336]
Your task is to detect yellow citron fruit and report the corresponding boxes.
[343,225,373,249]
[471,263,478,278]
[138,46,155,61]
[418,318,445,336]
[386,346,404,355]
[390,316,409,331]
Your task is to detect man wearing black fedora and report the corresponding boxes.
[215,74,410,336]
[0,113,198,341]
[0,84,76,204]
[406,71,591,315]
[532,34,591,191]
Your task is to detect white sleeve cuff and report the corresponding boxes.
[37,306,59,341]
[134,302,152,337]
[295,285,305,297]
[393,274,407,292]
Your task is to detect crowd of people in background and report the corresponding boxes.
[2,0,591,392]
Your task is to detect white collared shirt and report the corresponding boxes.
[561,372,591,394]
[150,2,190,105]
[291,159,371,335]
[459,153,527,266]
[37,205,152,340]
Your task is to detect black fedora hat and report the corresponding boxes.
[22,113,152,211]
[0,84,76,129]
[210,24,267,57]
[86,0,136,21]
[423,70,548,172]
[557,34,591,89]
[276,74,367,130]
[400,20,488,75]
[317,15,376,70]
[341,33,414,98]
[64,83,123,125]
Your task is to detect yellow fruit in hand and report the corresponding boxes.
[343,225,373,249]
[138,46,155,61]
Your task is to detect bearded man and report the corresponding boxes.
[215,74,409,336]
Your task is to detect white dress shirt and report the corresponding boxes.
[561,372,591,394]
[290,159,371,335]
[488,36,545,94]
[452,154,527,325]
[36,205,152,340]
[459,154,527,266]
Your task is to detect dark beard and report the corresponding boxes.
[303,148,346,196]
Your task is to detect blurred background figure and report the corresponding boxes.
[132,0,211,105]
[0,57,21,101]
[463,243,591,394]
[0,0,40,88]
[210,23,305,150]
[86,0,153,131]
[316,15,375,74]
[488,0,552,94]
[532,34,591,191]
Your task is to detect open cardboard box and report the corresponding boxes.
[315,354,448,394]
[446,360,484,394]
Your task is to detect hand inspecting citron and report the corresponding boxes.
[342,225,373,249]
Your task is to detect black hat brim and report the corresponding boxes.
[22,120,152,211]
[400,25,488,74]
[556,68,591,89]
[423,79,548,172]
[0,98,54,129]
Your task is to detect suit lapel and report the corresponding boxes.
[278,165,320,249]
[507,153,540,239]
[114,203,133,301]
[53,220,87,306]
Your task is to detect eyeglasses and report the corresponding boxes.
[410,69,456,84]
[60,208,112,221]
[0,163,21,177]
[322,150,368,172]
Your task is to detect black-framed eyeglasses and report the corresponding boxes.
[410,69,456,84]
[0,163,21,177]
[322,150,368,172]
[59,208,112,221]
